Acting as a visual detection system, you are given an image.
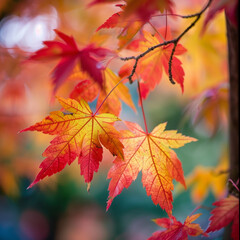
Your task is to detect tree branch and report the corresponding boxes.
[226,14,239,197]
[120,0,212,85]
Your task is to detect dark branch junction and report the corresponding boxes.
[120,0,212,85]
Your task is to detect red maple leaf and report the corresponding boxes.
[107,121,196,215]
[119,27,186,99]
[97,10,122,31]
[90,0,174,23]
[148,214,208,240]
[206,194,239,240]
[97,5,145,49]
[122,0,174,22]
[29,30,112,94]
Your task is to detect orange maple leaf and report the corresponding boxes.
[20,97,124,188]
[107,121,196,215]
[96,5,145,49]
[69,67,136,116]
[119,27,187,99]
[148,213,207,240]
[206,194,239,240]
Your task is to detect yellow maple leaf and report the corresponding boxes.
[20,97,124,188]
[107,121,196,215]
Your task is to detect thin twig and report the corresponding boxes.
[228,179,239,192]
[168,42,177,84]
[94,76,127,114]
[189,204,214,216]
[137,80,149,134]
[120,0,212,85]
[148,20,165,42]
[120,39,177,83]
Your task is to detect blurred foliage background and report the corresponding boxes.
[0,0,229,239]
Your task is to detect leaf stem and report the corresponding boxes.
[94,76,127,115]
[228,179,239,192]
[148,20,165,42]
[189,205,214,216]
[165,11,168,39]
[189,205,201,216]
[137,80,148,134]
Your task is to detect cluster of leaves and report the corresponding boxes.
[21,0,194,214]
[17,0,239,239]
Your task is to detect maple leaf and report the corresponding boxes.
[206,195,239,240]
[148,213,208,240]
[69,67,136,116]
[119,27,187,99]
[96,5,145,49]
[107,121,196,214]
[94,1,175,48]
[20,97,124,188]
[97,10,122,31]
[29,30,112,94]
[122,0,174,22]
[90,0,174,22]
